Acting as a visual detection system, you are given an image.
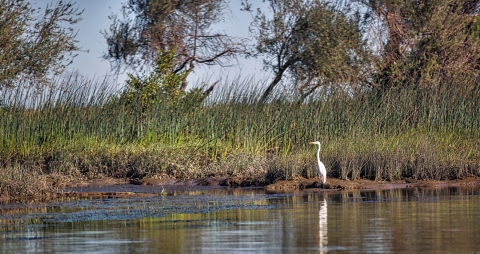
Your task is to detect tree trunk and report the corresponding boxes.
[260,58,295,101]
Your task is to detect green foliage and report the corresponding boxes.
[114,49,206,112]
[360,0,480,91]
[244,0,374,100]
[0,0,83,87]
[471,14,480,38]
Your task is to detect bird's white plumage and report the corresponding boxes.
[310,141,326,184]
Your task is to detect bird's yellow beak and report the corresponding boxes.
[309,142,315,144]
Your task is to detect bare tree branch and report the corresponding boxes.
[102,0,248,92]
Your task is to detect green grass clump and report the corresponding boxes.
[1,75,479,198]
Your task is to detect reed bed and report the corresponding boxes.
[1,75,479,198]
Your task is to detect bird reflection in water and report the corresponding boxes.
[318,198,328,253]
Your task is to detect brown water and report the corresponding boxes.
[1,186,479,253]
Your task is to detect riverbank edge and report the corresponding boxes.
[2,175,479,204]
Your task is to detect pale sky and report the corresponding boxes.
[31,0,267,88]
[32,1,125,81]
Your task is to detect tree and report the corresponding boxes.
[243,0,374,101]
[110,48,207,139]
[103,0,247,92]
[115,48,206,112]
[0,0,83,88]
[357,0,480,90]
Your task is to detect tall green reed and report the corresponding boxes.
[1,74,478,181]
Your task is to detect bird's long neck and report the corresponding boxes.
[316,144,321,160]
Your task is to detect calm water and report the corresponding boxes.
[1,186,479,253]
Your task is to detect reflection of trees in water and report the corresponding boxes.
[319,198,328,253]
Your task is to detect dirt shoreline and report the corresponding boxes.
[2,175,479,204]
[60,175,480,190]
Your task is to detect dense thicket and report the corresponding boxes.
[357,0,480,91]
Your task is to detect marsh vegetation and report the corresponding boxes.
[1,0,480,200]
[1,75,479,200]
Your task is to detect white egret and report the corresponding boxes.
[310,141,326,185]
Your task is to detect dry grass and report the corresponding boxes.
[0,164,50,201]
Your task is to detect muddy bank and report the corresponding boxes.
[264,176,480,191]
[61,175,480,190]
[54,175,480,198]
[2,175,479,204]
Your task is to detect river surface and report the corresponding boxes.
[0,185,479,253]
